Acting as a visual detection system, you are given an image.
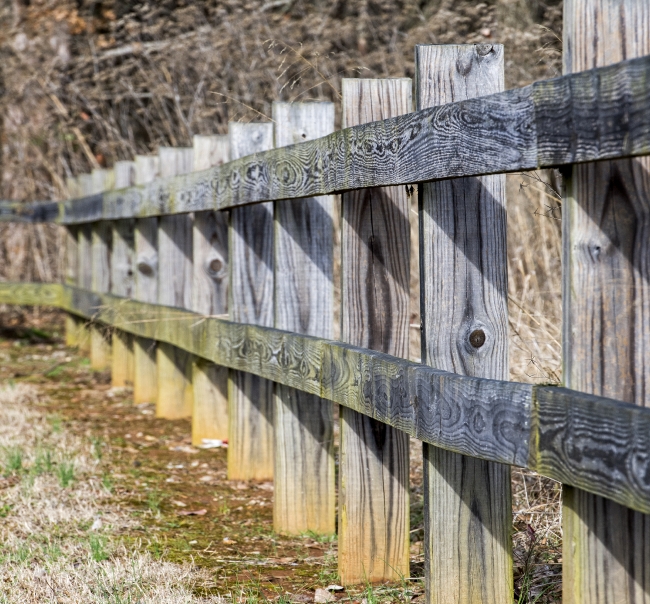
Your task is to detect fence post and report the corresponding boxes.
[76,173,93,353]
[190,134,230,445]
[89,168,114,371]
[133,155,160,404]
[64,176,81,347]
[156,147,194,419]
[562,2,650,602]
[338,78,411,584]
[111,160,137,388]
[415,44,512,603]
[272,102,336,535]
[227,122,275,480]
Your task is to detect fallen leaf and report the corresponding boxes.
[326,585,344,592]
[171,500,187,507]
[222,537,237,544]
[178,509,207,516]
[314,588,335,603]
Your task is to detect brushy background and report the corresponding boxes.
[0,4,565,600]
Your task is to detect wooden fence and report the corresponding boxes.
[2,9,650,602]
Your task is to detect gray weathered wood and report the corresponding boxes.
[338,78,412,585]
[8,281,650,516]
[89,171,114,370]
[228,122,275,481]
[191,135,230,445]
[416,44,512,604]
[562,3,650,602]
[273,102,336,536]
[47,55,650,225]
[133,156,160,404]
[157,147,194,419]
[111,161,137,387]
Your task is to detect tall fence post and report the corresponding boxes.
[76,173,93,353]
[562,1,650,602]
[156,147,194,419]
[272,102,336,535]
[191,134,230,445]
[416,44,512,603]
[133,155,160,404]
[64,176,81,347]
[111,160,137,388]
[338,78,411,584]
[90,168,114,370]
[227,122,275,480]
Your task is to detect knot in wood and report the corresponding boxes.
[469,329,486,348]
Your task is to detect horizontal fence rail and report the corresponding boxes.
[2,281,649,516]
[0,54,649,225]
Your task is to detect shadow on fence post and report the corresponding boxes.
[562,1,650,602]
[227,122,275,481]
[190,134,230,446]
[111,160,137,388]
[416,43,513,603]
[338,78,412,585]
[64,176,82,348]
[133,155,160,405]
[156,147,194,420]
[272,101,336,536]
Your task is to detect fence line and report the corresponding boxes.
[2,30,650,602]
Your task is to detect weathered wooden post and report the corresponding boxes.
[272,102,336,535]
[64,176,81,347]
[111,160,137,388]
[156,147,194,419]
[416,44,512,603]
[227,122,275,480]
[562,1,650,602]
[76,173,93,354]
[338,78,411,584]
[89,168,115,371]
[133,155,160,404]
[191,134,230,445]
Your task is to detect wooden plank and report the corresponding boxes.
[111,161,137,387]
[338,78,412,585]
[50,55,650,225]
[562,3,650,602]
[191,135,230,446]
[157,147,194,419]
[416,44,512,604]
[272,101,336,536]
[228,122,275,481]
[89,170,114,371]
[133,156,160,404]
[9,281,650,515]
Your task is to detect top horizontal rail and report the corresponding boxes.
[1,54,649,225]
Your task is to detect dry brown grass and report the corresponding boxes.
[0,382,224,603]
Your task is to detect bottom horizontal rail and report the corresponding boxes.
[1,282,649,515]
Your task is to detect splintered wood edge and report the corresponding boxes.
[1,55,649,224]
[1,281,649,514]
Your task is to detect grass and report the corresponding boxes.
[56,458,75,487]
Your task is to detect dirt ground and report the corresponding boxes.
[0,307,561,603]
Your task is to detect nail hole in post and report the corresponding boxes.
[469,329,486,348]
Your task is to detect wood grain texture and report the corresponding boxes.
[9,282,650,515]
[338,78,411,585]
[562,3,650,603]
[156,147,194,419]
[191,135,230,446]
[273,102,336,536]
[192,359,228,444]
[416,44,512,604]
[64,225,81,346]
[47,55,650,225]
[111,330,133,387]
[228,122,275,481]
[133,156,161,404]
